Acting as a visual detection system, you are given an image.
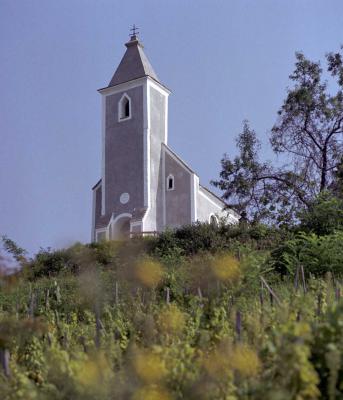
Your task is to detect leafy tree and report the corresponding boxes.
[271,50,343,195]
[213,48,343,223]
[211,121,265,219]
[1,235,27,263]
[330,156,343,198]
[211,121,306,222]
[298,191,343,235]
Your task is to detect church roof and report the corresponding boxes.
[162,144,240,218]
[92,178,102,190]
[162,144,235,208]
[108,35,160,88]
[162,144,196,175]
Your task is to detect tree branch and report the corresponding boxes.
[257,174,310,207]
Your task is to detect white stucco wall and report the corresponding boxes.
[196,186,239,224]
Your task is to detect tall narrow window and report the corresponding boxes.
[167,174,174,191]
[118,93,131,121]
[124,98,130,118]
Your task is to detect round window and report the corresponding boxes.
[120,192,130,204]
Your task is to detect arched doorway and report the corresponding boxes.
[110,213,132,240]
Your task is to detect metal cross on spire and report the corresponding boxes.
[130,24,140,39]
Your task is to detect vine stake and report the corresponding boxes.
[115,281,119,305]
[316,293,322,316]
[235,311,242,342]
[260,277,281,306]
[300,265,307,294]
[0,348,10,378]
[166,287,170,304]
[335,286,341,301]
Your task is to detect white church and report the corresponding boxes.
[91,31,239,241]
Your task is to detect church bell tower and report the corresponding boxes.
[92,29,170,241]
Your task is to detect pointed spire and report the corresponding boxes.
[108,28,160,88]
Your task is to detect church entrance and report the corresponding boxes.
[110,213,132,240]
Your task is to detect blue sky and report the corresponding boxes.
[1,0,342,255]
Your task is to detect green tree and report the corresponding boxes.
[298,191,343,235]
[330,156,343,198]
[1,235,27,263]
[213,48,343,223]
[271,51,343,195]
[212,120,313,222]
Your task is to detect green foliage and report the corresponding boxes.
[211,120,276,222]
[213,48,343,223]
[261,321,320,399]
[298,191,343,235]
[1,217,343,399]
[1,235,27,263]
[154,222,225,255]
[29,248,75,278]
[270,231,343,276]
[331,157,343,198]
[2,44,343,400]
[0,231,342,399]
[152,221,289,260]
[311,303,343,399]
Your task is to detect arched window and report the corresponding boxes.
[166,174,174,191]
[124,98,130,118]
[118,93,131,121]
[209,214,219,226]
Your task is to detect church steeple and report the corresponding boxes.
[93,29,170,241]
[108,30,160,88]
[92,31,239,242]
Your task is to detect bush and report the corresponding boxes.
[29,247,74,278]
[311,302,343,397]
[270,231,343,277]
[152,222,289,258]
[151,222,224,256]
[298,191,343,235]
[28,241,111,279]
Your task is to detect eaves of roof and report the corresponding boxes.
[92,179,102,190]
[162,143,196,175]
[97,75,171,94]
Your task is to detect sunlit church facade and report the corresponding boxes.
[91,32,239,241]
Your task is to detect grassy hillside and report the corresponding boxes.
[0,222,343,399]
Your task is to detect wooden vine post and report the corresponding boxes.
[0,348,10,378]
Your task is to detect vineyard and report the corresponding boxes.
[0,220,343,399]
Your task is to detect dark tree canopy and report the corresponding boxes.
[213,47,343,223]
[211,121,305,223]
[331,157,343,197]
[271,51,343,194]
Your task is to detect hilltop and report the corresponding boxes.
[1,201,343,399]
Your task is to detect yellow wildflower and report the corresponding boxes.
[133,350,167,383]
[230,345,260,377]
[132,385,172,400]
[210,254,241,282]
[135,259,163,288]
[75,352,111,386]
[157,304,186,335]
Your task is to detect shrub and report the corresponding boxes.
[298,191,343,235]
[29,247,74,278]
[311,303,343,398]
[270,231,343,277]
[152,222,289,258]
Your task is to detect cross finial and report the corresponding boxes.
[130,24,139,39]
